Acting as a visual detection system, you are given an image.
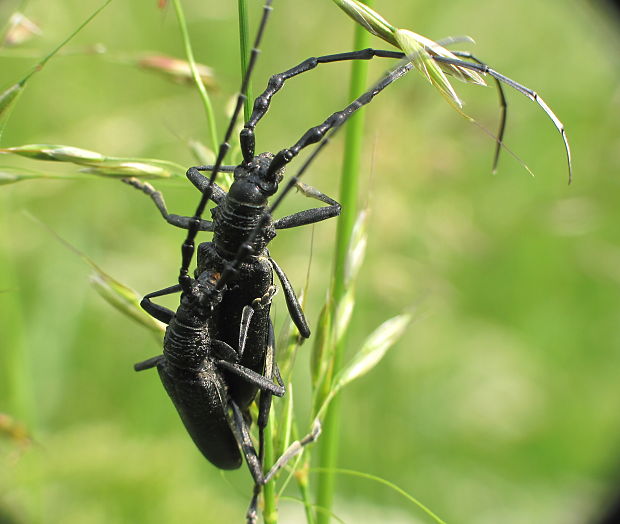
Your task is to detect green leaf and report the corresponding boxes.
[0,144,186,179]
[274,381,294,460]
[2,13,41,48]
[332,314,410,392]
[333,290,354,346]
[0,413,31,447]
[394,29,463,108]
[137,54,217,88]
[313,313,411,423]
[311,468,447,524]
[344,210,368,287]
[0,83,23,119]
[310,300,333,389]
[332,1,488,110]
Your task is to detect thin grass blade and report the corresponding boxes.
[311,468,447,524]
[0,167,83,185]
[26,213,165,335]
[171,0,219,153]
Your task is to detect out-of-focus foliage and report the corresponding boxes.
[1,1,619,523]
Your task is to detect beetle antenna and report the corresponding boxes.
[215,58,416,290]
[179,0,274,282]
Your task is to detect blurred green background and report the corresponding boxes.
[1,0,620,522]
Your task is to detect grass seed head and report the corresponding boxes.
[0,144,106,163]
[2,13,42,47]
[138,54,217,89]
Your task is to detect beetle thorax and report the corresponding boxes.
[211,152,283,258]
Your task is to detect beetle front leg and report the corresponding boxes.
[185,166,233,205]
[123,178,214,231]
[140,283,183,324]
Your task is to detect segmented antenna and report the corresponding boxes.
[214,58,417,290]
[214,41,573,290]
[179,0,275,282]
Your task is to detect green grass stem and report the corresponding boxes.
[315,6,373,522]
[237,0,253,122]
[172,0,219,155]
[263,415,278,524]
[18,0,112,86]
[296,458,316,524]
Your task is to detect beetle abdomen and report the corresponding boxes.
[158,360,242,470]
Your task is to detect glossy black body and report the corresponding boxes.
[157,284,241,469]
[195,153,281,411]
[197,243,273,411]
[153,273,241,469]
[137,271,284,473]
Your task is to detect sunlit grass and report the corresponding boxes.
[1,0,620,523]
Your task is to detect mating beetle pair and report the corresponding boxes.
[128,0,570,521]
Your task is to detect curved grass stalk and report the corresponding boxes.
[312,468,447,524]
[171,0,219,155]
[237,0,253,121]
[0,0,112,139]
[278,496,346,524]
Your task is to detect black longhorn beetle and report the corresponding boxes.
[128,0,570,520]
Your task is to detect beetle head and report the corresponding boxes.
[181,272,223,315]
[228,152,285,206]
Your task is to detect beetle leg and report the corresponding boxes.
[123,178,214,231]
[215,360,285,397]
[273,182,341,229]
[238,286,277,359]
[257,320,277,461]
[133,354,163,372]
[228,400,264,524]
[268,257,310,338]
[211,339,239,362]
[140,284,182,324]
[186,166,231,204]
[264,419,322,484]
